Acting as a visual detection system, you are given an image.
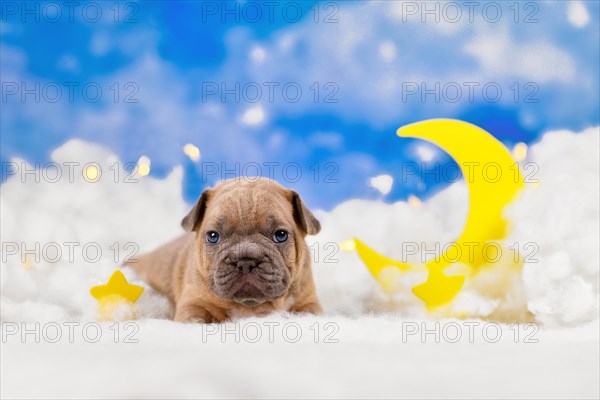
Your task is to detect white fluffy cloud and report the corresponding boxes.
[567,0,591,28]
[213,0,590,127]
[1,127,599,398]
[505,126,600,325]
[369,174,394,195]
[0,140,183,322]
[241,105,266,126]
[463,30,576,83]
[2,127,598,326]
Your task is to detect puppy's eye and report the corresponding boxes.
[273,229,289,243]
[206,231,220,244]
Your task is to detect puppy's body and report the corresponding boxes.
[129,178,322,322]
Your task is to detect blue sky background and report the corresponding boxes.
[1,0,599,209]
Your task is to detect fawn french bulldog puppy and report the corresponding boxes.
[129,178,322,322]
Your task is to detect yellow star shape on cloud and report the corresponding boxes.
[90,270,144,303]
[412,269,465,309]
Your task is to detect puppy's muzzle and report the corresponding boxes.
[212,242,290,307]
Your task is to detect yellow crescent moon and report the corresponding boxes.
[353,119,524,308]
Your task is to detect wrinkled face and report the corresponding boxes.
[199,186,300,307]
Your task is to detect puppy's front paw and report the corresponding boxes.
[289,302,323,315]
[174,304,214,323]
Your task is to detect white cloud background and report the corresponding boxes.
[2,127,597,325]
[1,126,598,399]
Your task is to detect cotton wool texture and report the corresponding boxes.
[0,128,598,326]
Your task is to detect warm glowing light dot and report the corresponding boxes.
[84,165,100,182]
[138,164,150,176]
[513,142,528,161]
[339,239,356,252]
[137,156,151,177]
[21,253,35,269]
[183,144,201,162]
[408,195,422,207]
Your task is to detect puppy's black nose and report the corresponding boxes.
[236,259,257,275]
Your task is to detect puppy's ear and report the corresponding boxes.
[290,191,321,235]
[181,189,212,232]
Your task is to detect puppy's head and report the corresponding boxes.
[181,178,320,307]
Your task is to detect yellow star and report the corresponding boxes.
[412,269,465,309]
[90,270,144,303]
